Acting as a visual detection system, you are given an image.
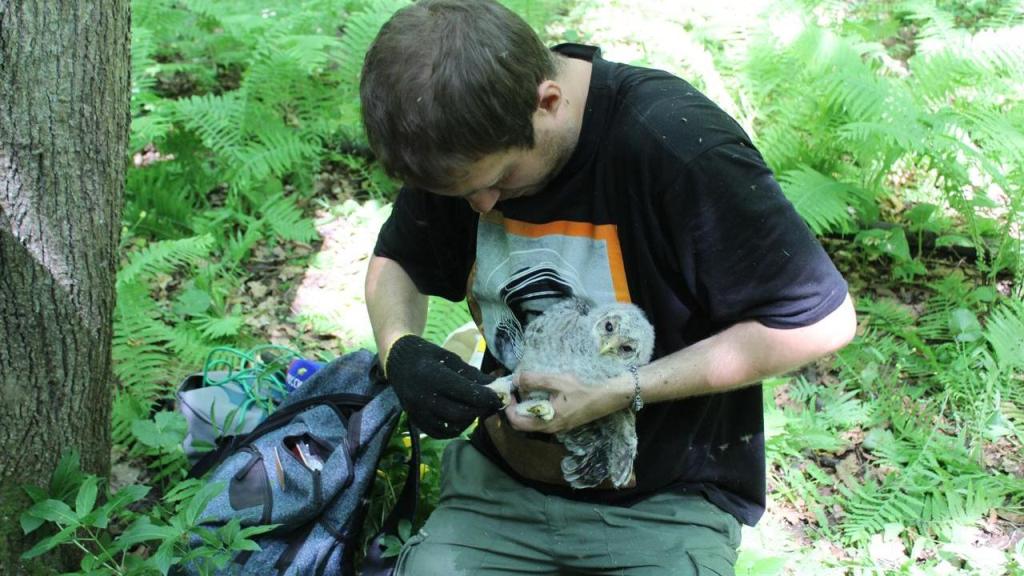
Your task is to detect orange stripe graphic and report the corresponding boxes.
[482,211,632,302]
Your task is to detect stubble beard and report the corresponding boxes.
[513,122,578,199]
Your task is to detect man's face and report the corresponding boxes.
[429,121,576,214]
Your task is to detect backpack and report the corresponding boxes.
[178,349,420,576]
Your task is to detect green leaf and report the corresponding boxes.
[237,524,278,539]
[21,524,77,559]
[881,228,912,262]
[75,476,99,519]
[195,314,245,338]
[936,234,974,248]
[949,308,983,343]
[904,203,937,227]
[26,500,78,525]
[49,450,85,501]
[184,481,227,526]
[132,411,188,450]
[22,485,47,503]
[20,513,45,535]
[87,484,150,529]
[153,537,179,575]
[173,287,213,317]
[233,539,263,552]
[380,534,403,558]
[973,286,998,303]
[855,228,913,263]
[107,484,151,510]
[118,517,181,549]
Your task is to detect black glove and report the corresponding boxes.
[385,334,504,439]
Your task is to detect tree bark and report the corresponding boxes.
[0,0,129,572]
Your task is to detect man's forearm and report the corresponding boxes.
[365,255,428,367]
[608,294,858,409]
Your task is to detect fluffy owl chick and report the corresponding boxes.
[500,298,655,489]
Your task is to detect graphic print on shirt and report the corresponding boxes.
[470,211,631,371]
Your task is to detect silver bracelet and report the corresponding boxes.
[628,365,644,413]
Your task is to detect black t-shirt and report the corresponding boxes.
[373,44,848,525]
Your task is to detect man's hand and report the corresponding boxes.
[504,371,631,434]
[385,334,505,438]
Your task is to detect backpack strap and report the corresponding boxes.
[360,420,421,576]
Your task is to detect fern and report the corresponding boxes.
[172,93,247,156]
[778,165,870,234]
[423,297,474,346]
[984,298,1024,373]
[118,235,215,286]
[195,314,245,339]
[113,235,225,460]
[260,194,319,244]
[113,283,179,398]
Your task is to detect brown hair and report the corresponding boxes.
[360,0,556,190]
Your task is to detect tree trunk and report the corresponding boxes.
[0,0,129,572]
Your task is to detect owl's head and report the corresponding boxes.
[589,303,655,366]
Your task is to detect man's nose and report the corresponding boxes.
[467,189,500,214]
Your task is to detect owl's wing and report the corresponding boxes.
[557,409,637,489]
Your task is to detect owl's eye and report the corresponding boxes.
[604,321,614,333]
[620,344,634,353]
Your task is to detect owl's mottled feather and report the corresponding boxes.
[512,298,655,489]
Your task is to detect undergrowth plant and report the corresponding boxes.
[765,271,1024,572]
[738,0,1024,285]
[20,452,276,576]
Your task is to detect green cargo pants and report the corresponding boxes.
[395,440,741,575]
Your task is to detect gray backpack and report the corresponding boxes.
[180,349,419,575]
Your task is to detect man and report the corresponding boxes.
[361,0,857,573]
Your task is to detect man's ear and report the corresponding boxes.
[536,79,563,116]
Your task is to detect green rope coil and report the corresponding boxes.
[201,344,302,414]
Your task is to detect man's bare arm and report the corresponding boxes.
[508,293,858,433]
[365,255,428,369]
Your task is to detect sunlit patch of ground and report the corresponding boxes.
[288,199,390,357]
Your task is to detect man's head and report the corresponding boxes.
[360,0,569,206]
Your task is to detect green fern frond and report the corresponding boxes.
[984,298,1024,372]
[423,297,474,346]
[195,314,246,339]
[857,297,916,330]
[118,235,215,286]
[778,166,868,234]
[259,194,319,244]
[837,479,925,544]
[161,322,220,366]
[499,0,563,32]
[129,111,175,152]
[914,274,980,341]
[897,1,960,41]
[337,0,412,86]
[908,51,985,104]
[113,283,175,397]
[173,93,247,155]
[958,104,1024,164]
[131,26,159,108]
[229,129,322,186]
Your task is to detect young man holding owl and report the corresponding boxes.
[362,0,857,573]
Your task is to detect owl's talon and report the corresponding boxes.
[516,399,555,421]
[485,376,514,408]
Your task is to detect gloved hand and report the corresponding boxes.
[385,334,504,438]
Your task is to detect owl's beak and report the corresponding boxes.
[599,337,621,356]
